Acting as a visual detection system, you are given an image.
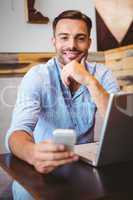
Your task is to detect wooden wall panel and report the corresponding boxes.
[0,52,104,76]
[105,44,133,92]
[0,53,55,76]
[0,45,133,92]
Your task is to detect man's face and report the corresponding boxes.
[52,19,91,65]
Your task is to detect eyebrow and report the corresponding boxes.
[57,33,87,37]
[57,33,68,36]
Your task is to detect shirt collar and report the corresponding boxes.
[54,57,62,75]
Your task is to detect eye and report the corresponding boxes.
[78,37,86,41]
[60,36,68,41]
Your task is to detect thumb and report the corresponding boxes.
[75,52,85,63]
[81,56,86,66]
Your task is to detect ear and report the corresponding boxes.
[88,38,92,48]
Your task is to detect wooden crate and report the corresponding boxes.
[105,45,133,92]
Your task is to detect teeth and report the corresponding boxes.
[65,52,79,58]
[66,51,78,54]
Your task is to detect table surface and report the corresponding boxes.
[0,153,133,200]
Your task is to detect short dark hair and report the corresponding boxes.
[53,10,92,35]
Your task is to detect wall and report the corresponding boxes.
[0,0,97,52]
[0,77,22,153]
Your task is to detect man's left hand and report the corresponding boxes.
[61,59,92,87]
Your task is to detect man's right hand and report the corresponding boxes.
[31,140,78,174]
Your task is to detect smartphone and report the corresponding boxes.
[53,129,76,150]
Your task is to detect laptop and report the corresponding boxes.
[74,92,133,167]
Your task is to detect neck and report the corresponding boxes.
[56,57,64,69]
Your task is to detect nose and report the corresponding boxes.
[68,38,77,49]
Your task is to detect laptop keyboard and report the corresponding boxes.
[74,142,99,162]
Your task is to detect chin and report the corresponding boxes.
[58,55,75,65]
[63,57,75,64]
[59,58,69,65]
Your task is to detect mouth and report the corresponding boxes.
[64,51,81,60]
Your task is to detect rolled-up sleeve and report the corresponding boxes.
[92,63,120,93]
[5,66,43,151]
[100,69,120,93]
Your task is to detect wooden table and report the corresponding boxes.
[0,153,133,200]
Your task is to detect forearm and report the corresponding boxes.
[8,131,35,165]
[8,131,78,174]
[85,75,109,118]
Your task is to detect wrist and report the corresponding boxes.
[26,142,36,165]
[84,75,96,86]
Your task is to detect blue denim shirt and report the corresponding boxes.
[6,58,119,150]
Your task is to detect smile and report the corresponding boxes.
[64,51,80,59]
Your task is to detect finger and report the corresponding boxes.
[75,52,86,63]
[52,156,79,167]
[38,156,78,168]
[35,155,79,170]
[33,151,73,162]
[42,166,55,174]
[81,56,86,66]
[62,76,70,87]
[34,164,55,174]
[44,151,75,161]
[62,75,70,86]
[65,77,70,86]
[37,142,65,153]
[61,70,70,87]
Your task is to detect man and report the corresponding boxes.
[6,10,119,176]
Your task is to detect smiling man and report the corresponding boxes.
[6,9,119,173]
[6,10,119,199]
[52,17,91,64]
